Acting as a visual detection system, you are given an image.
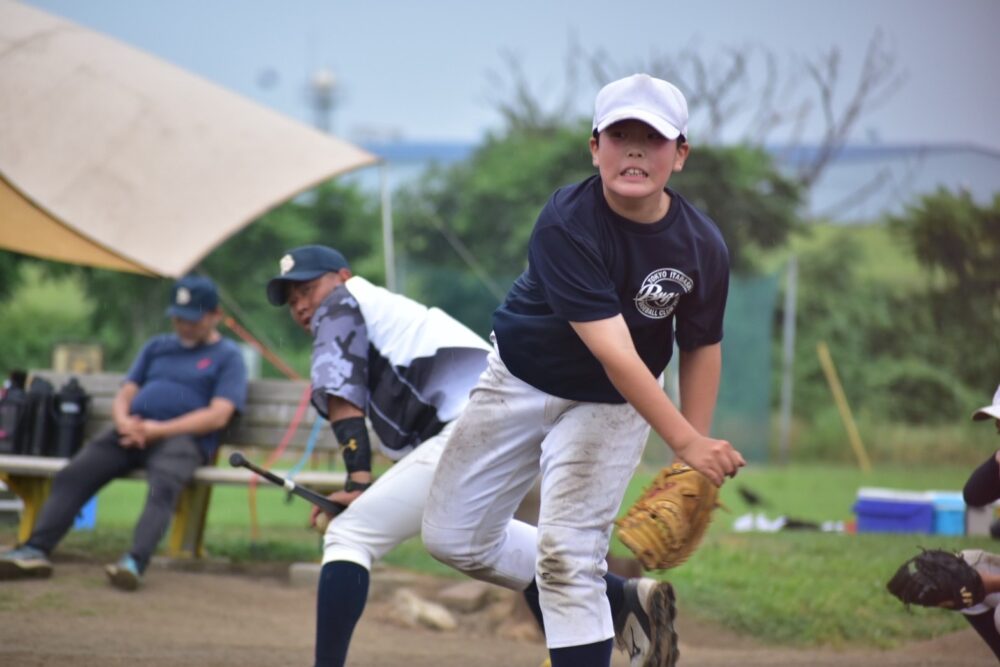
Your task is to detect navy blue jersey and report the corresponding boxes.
[309,276,490,460]
[126,335,248,460]
[493,175,729,403]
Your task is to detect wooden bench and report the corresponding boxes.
[0,371,345,559]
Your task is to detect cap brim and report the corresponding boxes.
[973,406,1000,421]
[166,305,207,322]
[266,270,328,306]
[595,109,682,140]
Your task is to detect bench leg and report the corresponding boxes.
[167,484,213,559]
[1,474,53,544]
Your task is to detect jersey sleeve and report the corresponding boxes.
[309,288,370,418]
[124,338,158,386]
[674,243,730,350]
[211,343,248,413]
[529,223,621,323]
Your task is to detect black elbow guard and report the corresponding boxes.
[332,416,372,474]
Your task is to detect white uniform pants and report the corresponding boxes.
[322,421,455,570]
[423,349,650,648]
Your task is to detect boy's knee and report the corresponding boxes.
[421,521,485,573]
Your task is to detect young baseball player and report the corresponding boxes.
[264,245,492,667]
[423,74,746,667]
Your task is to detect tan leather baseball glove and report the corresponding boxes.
[616,463,720,571]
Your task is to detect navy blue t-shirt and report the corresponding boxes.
[493,175,730,403]
[126,335,248,460]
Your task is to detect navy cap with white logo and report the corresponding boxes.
[166,275,219,322]
[266,245,350,306]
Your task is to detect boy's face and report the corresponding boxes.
[589,119,689,215]
[286,270,351,332]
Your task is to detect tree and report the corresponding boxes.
[889,190,1000,393]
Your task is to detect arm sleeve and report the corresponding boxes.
[309,290,370,418]
[212,345,249,413]
[675,244,730,350]
[964,452,1000,507]
[529,224,621,322]
[124,339,156,386]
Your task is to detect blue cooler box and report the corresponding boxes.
[853,488,934,534]
[930,491,966,536]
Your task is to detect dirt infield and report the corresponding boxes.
[0,555,994,666]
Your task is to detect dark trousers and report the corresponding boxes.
[27,429,203,571]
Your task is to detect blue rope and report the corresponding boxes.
[288,416,325,480]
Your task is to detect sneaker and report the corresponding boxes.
[613,578,679,667]
[105,554,141,591]
[0,544,53,579]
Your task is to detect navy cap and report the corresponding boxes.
[166,275,219,322]
[266,245,350,306]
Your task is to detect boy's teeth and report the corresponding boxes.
[624,168,644,176]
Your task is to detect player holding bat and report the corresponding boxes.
[264,245,492,667]
[267,246,675,667]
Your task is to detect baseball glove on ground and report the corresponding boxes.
[616,463,720,571]
[886,548,986,609]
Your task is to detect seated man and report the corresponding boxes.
[0,275,247,591]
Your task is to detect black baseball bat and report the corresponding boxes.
[229,451,346,516]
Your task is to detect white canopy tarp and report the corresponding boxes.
[0,0,378,277]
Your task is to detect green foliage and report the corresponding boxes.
[395,122,596,280]
[889,190,1000,394]
[672,144,802,273]
[869,359,980,423]
[782,192,998,450]
[0,252,26,301]
[0,264,95,374]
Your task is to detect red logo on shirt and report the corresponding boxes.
[197,358,212,370]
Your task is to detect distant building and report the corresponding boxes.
[349,140,1000,224]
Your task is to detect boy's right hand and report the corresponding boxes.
[674,434,745,486]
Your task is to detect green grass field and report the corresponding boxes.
[6,462,992,648]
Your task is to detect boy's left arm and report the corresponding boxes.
[678,343,721,436]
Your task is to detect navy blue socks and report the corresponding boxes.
[549,638,614,667]
[522,572,627,666]
[314,560,370,667]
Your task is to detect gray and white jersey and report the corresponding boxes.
[310,276,490,460]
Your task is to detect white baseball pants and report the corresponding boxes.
[423,348,650,648]
[322,421,455,570]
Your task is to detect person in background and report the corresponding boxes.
[0,275,247,591]
[960,383,1000,660]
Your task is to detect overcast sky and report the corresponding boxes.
[22,0,1000,150]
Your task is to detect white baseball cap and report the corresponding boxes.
[593,73,689,140]
[972,384,1000,421]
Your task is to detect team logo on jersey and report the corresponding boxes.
[279,254,295,275]
[634,268,693,319]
